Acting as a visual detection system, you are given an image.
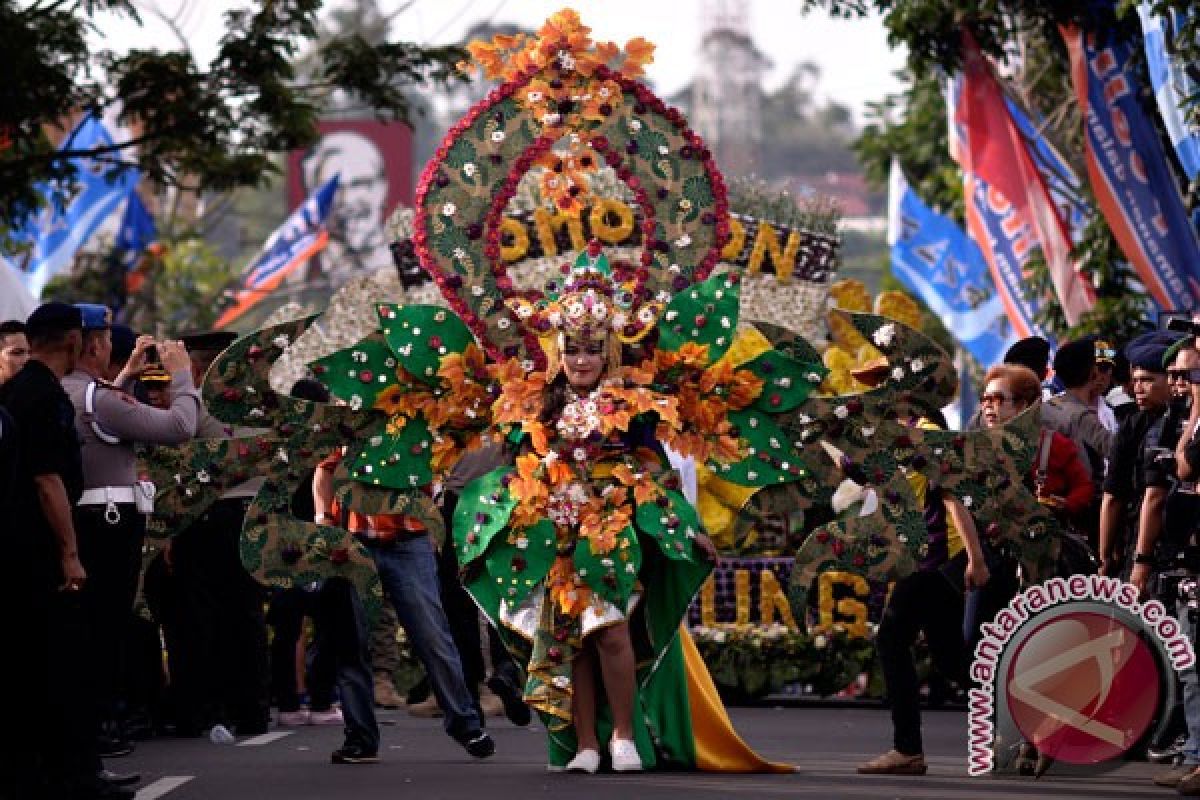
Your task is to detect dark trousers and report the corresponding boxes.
[312,579,379,753]
[75,503,145,729]
[877,568,969,756]
[157,498,270,734]
[267,588,336,712]
[2,567,101,799]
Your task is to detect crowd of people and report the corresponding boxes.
[859,324,1200,792]
[0,303,528,799]
[3,299,1199,796]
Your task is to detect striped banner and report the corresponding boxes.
[1063,24,1200,311]
[955,32,1094,326]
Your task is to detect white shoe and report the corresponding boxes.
[565,749,601,774]
[309,707,344,726]
[610,738,643,772]
[277,710,311,726]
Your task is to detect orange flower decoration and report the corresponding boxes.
[491,359,546,425]
[548,555,592,616]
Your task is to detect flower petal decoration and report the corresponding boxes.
[454,467,517,564]
[743,350,827,413]
[310,333,399,410]
[346,415,436,489]
[485,518,556,607]
[634,488,702,562]
[574,523,641,609]
[715,409,808,487]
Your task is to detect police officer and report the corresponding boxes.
[1098,330,1183,582]
[62,304,200,756]
[0,303,136,799]
[1143,338,1200,790]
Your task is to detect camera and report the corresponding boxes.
[1166,316,1200,336]
[145,344,159,364]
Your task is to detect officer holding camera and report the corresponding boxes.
[61,305,201,758]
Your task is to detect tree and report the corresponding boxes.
[804,0,1199,343]
[1,0,465,231]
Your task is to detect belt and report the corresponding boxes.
[79,487,136,505]
[78,486,136,525]
[355,528,424,545]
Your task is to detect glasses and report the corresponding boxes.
[1168,367,1200,384]
[980,391,1012,406]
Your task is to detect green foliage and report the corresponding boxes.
[856,72,963,222]
[0,0,466,231]
[758,62,861,179]
[127,239,239,335]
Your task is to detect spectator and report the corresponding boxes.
[980,364,1094,521]
[0,319,30,385]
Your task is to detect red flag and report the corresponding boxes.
[956,31,1094,325]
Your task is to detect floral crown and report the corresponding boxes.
[508,239,663,344]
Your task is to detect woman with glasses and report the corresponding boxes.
[981,364,1094,522]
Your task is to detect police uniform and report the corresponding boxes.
[1103,331,1184,575]
[62,305,201,746]
[0,303,109,798]
[159,330,271,736]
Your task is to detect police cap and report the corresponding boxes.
[75,303,112,331]
[1125,330,1184,373]
[138,365,172,385]
[180,330,238,354]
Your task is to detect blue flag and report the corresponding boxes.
[9,115,139,298]
[114,191,157,270]
[888,161,1017,368]
[1139,2,1200,182]
[214,175,339,328]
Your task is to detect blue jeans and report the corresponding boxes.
[366,536,483,741]
[1179,602,1200,765]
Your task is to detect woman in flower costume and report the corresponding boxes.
[441,236,828,772]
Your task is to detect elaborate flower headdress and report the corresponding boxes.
[414,8,730,371]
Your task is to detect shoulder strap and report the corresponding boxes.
[83,380,122,445]
[1035,429,1054,491]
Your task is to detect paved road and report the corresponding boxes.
[124,706,1165,800]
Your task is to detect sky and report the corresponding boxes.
[94,0,907,123]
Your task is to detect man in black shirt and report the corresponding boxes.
[0,302,134,800]
[1099,331,1181,583]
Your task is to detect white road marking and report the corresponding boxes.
[237,731,294,747]
[135,776,194,799]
